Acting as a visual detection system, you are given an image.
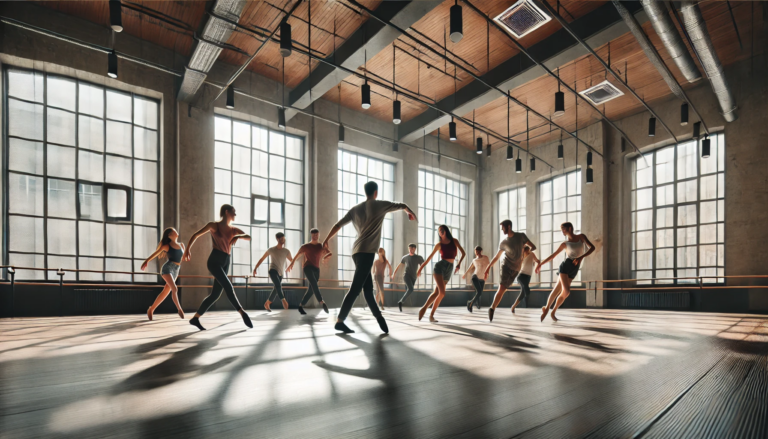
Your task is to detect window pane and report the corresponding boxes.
[79,221,104,256]
[78,150,104,182]
[677,142,697,180]
[8,138,44,174]
[106,224,132,257]
[134,226,157,258]
[47,145,76,179]
[134,191,157,226]
[286,136,302,159]
[47,76,76,111]
[106,120,132,156]
[8,69,44,102]
[79,257,104,281]
[215,116,231,142]
[134,160,157,191]
[8,216,44,253]
[233,121,250,146]
[270,156,285,180]
[286,159,302,183]
[133,97,158,129]
[270,132,285,155]
[252,176,268,197]
[48,179,76,219]
[106,258,132,282]
[134,126,158,160]
[233,145,251,174]
[9,253,45,280]
[106,90,132,122]
[8,98,44,140]
[47,256,76,280]
[253,198,268,223]
[270,180,284,199]
[47,108,76,146]
[106,155,132,186]
[78,83,104,118]
[79,115,105,152]
[78,183,103,221]
[9,173,44,216]
[107,188,128,218]
[677,205,697,226]
[47,219,76,255]
[215,169,232,194]
[233,172,250,198]
[253,127,268,151]
[232,197,250,226]
[286,182,302,204]
[285,203,301,229]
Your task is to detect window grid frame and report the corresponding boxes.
[336,149,396,283]
[4,67,161,282]
[417,169,469,289]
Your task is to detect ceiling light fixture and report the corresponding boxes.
[681,102,689,126]
[280,21,292,57]
[107,50,118,79]
[109,0,123,32]
[450,1,463,43]
[648,117,656,137]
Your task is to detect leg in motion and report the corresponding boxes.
[361,270,388,333]
[488,285,507,322]
[336,253,376,333]
[541,280,562,322]
[550,274,573,322]
[300,266,325,314]
[428,274,447,322]
[399,275,415,312]
[468,276,484,312]
[374,275,386,310]
[511,274,531,314]
[147,284,171,321]
[419,284,440,321]
[207,252,251,328]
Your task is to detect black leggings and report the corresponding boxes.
[301,265,323,306]
[338,253,382,322]
[196,249,243,315]
[515,273,532,305]
[267,269,285,302]
[399,275,416,303]
[470,275,485,307]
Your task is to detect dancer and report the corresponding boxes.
[536,222,594,322]
[392,243,424,312]
[183,204,253,331]
[417,225,466,323]
[253,232,293,312]
[322,181,417,334]
[372,248,392,310]
[462,246,490,312]
[510,247,540,313]
[141,227,185,321]
[286,228,332,315]
[483,220,536,322]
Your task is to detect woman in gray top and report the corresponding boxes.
[536,221,595,322]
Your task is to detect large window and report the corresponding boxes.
[498,186,526,234]
[631,134,724,284]
[5,68,160,282]
[337,150,395,281]
[539,170,582,286]
[417,169,468,288]
[214,116,304,283]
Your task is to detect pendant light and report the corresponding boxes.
[392,45,401,124]
[530,157,536,171]
[338,124,345,143]
[681,102,689,126]
[693,121,701,139]
[515,150,522,173]
[361,82,371,109]
[486,133,491,157]
[107,50,118,79]
[392,100,401,124]
[506,145,514,160]
[473,110,482,154]
[109,0,123,32]
[701,134,711,158]
[278,108,286,128]
[586,149,594,184]
[393,141,399,152]
[557,131,563,159]
[527,110,533,171]
[648,116,656,137]
[449,119,457,141]
[554,67,564,117]
[280,21,292,57]
[449,1,463,44]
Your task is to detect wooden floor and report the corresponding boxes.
[1,307,767,438]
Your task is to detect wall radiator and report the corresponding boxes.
[621,291,691,309]
[72,288,165,314]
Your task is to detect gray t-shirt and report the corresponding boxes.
[336,200,411,255]
[401,254,424,279]
[499,232,530,272]
[267,247,291,276]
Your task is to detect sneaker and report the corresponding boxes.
[376,315,389,334]
[334,322,354,334]
[488,308,495,322]
[322,302,329,314]
[467,300,473,313]
[298,305,307,315]
[398,302,403,312]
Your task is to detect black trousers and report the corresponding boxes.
[399,275,417,303]
[469,275,485,307]
[300,265,323,306]
[338,253,382,322]
[196,249,243,315]
[515,273,532,306]
[267,269,285,301]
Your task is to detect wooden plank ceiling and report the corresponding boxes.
[37,0,763,152]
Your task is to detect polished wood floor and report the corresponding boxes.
[1,306,767,438]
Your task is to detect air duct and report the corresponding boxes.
[640,0,701,83]
[679,1,737,122]
[177,0,246,102]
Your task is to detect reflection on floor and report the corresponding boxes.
[1,307,767,438]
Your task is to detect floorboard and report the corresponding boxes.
[1,307,767,438]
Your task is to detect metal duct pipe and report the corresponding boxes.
[640,0,701,83]
[679,1,738,122]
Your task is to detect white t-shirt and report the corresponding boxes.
[519,253,535,275]
[471,256,490,277]
[267,247,291,276]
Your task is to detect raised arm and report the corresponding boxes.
[453,239,467,274]
[252,250,271,276]
[574,234,595,266]
[285,250,295,273]
[462,261,475,279]
[182,222,217,261]
[322,210,353,248]
[417,243,441,277]
[391,262,405,279]
[141,242,169,271]
[536,242,566,273]
[286,247,305,272]
[484,250,504,280]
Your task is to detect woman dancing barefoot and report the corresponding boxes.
[417,225,466,323]
[372,248,392,310]
[142,227,185,321]
[536,222,594,322]
[183,204,253,331]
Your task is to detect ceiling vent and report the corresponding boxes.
[580,80,624,105]
[493,0,551,39]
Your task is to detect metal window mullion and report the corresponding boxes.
[42,71,49,280]
[101,84,107,279]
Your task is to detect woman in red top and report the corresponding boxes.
[287,228,333,315]
[416,225,466,323]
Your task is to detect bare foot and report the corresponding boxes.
[282,299,289,309]
[264,300,272,312]
[418,307,427,321]
[147,307,153,321]
[511,307,516,314]
[550,312,558,322]
[429,316,438,323]
[540,306,549,322]
[177,309,185,319]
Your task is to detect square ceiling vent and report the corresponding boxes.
[579,80,624,105]
[493,0,551,39]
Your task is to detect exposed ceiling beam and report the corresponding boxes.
[284,0,442,122]
[399,1,647,144]
[177,0,246,103]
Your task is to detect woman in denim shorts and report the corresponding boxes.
[141,227,185,321]
[416,225,466,323]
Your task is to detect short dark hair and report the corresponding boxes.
[220,204,234,218]
[561,222,574,232]
[500,219,512,231]
[275,232,285,240]
[364,181,378,196]
[408,243,417,249]
[310,228,319,234]
[475,246,483,252]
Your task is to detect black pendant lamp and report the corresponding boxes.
[449,120,457,141]
[681,102,689,126]
[515,150,522,173]
[693,121,701,139]
[393,100,401,124]
[486,143,491,157]
[393,142,399,152]
[648,117,656,137]
[449,1,463,44]
[530,157,536,172]
[361,82,371,109]
[226,85,234,109]
[554,67,564,117]
[476,137,483,155]
[278,108,286,128]
[587,151,593,166]
[107,50,118,79]
[586,151,593,184]
[109,0,123,32]
[338,124,345,143]
[506,145,514,160]
[280,21,292,57]
[701,134,711,158]
[557,143,563,159]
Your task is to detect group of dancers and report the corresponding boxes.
[141,180,594,333]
